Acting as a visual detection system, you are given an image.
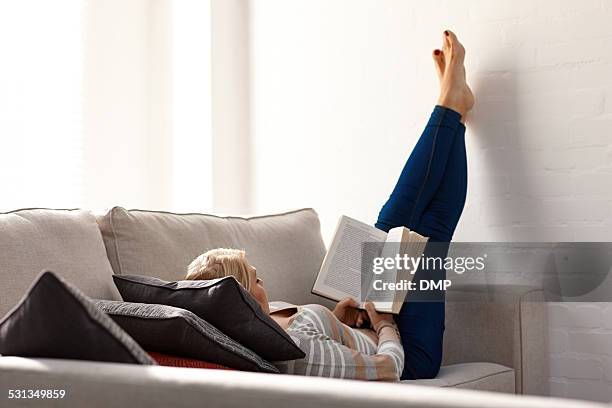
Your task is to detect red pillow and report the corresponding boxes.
[148,352,234,370]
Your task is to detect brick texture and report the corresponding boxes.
[456,0,612,402]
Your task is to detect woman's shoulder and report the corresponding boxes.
[288,304,336,332]
[300,303,332,312]
[298,303,336,320]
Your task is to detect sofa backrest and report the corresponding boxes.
[0,209,122,317]
[96,207,332,307]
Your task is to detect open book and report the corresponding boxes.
[312,215,428,314]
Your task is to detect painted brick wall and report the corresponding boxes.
[249,0,612,401]
[454,0,612,402]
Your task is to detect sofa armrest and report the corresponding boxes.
[0,357,598,408]
[443,284,548,396]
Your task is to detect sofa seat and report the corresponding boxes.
[1,357,602,408]
[405,362,515,393]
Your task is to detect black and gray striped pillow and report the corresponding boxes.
[95,300,279,373]
[113,274,304,361]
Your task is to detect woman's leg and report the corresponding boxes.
[416,122,467,242]
[375,106,465,240]
[374,30,472,380]
[375,109,466,380]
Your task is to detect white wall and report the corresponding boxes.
[84,0,166,211]
[83,0,212,213]
[248,0,612,402]
[211,0,252,214]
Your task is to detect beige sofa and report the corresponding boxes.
[0,207,604,407]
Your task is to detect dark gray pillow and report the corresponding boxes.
[95,300,279,373]
[112,275,304,361]
[0,271,154,365]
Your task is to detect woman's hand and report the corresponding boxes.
[333,298,368,328]
[364,302,395,328]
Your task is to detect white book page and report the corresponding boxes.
[367,227,408,311]
[391,231,428,312]
[312,216,387,302]
[369,227,429,313]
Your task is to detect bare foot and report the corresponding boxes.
[432,30,474,123]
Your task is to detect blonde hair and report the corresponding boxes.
[186,248,252,290]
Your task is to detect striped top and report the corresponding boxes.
[273,304,404,381]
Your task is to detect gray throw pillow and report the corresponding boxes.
[95,300,279,373]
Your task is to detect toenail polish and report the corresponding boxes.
[434,50,440,55]
[444,30,449,36]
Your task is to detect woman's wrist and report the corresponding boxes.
[373,320,397,336]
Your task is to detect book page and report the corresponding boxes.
[312,216,387,302]
[391,232,428,312]
[366,227,429,313]
[366,227,408,309]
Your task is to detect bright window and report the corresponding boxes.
[0,0,213,213]
[0,0,83,211]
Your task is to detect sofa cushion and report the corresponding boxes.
[95,300,279,373]
[0,271,154,365]
[0,209,121,317]
[97,207,331,306]
[112,275,304,362]
[404,362,515,393]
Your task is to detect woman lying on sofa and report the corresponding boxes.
[186,30,473,382]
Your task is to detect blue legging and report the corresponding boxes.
[375,105,467,380]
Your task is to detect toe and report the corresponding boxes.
[445,30,458,45]
[442,30,452,49]
[443,31,451,52]
[439,49,446,67]
[444,29,465,61]
[432,49,445,79]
